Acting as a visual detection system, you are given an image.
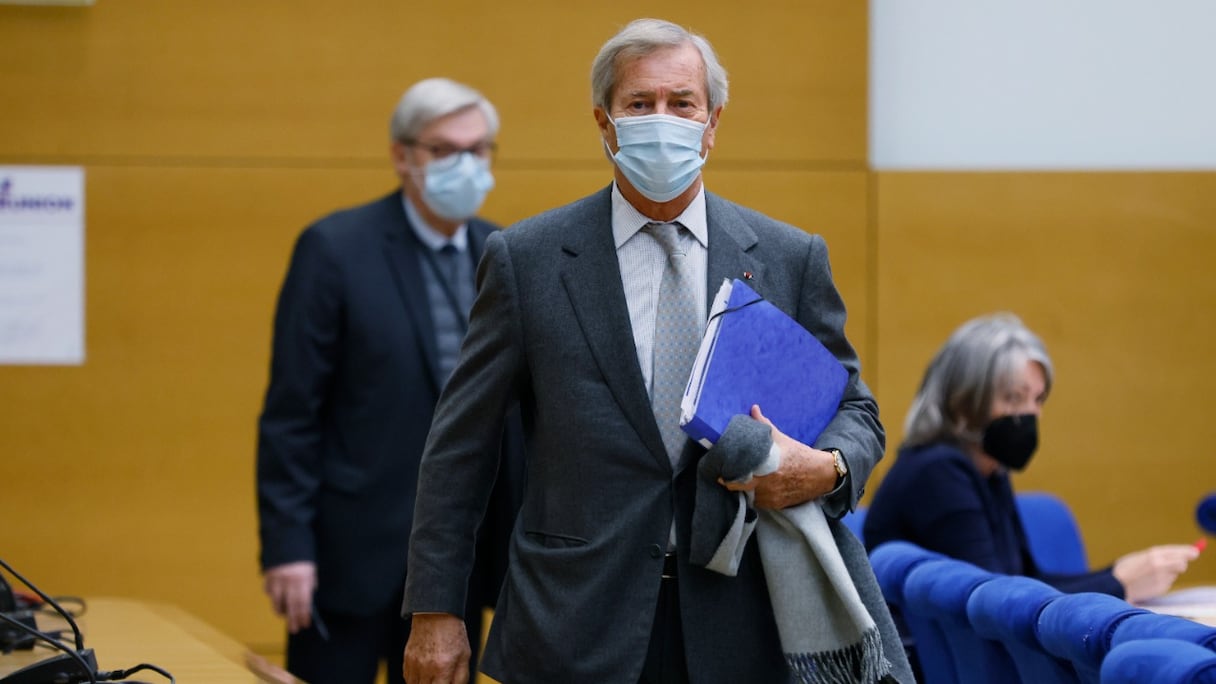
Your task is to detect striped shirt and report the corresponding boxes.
[611,183,710,399]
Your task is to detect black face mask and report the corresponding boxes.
[981,414,1038,471]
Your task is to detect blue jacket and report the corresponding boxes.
[864,441,1122,596]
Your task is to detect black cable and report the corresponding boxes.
[47,594,88,618]
[0,558,86,652]
[100,662,176,683]
[1,561,175,684]
[4,625,179,683]
[0,611,98,683]
[6,590,86,619]
[31,630,71,648]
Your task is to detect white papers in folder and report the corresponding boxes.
[680,278,735,448]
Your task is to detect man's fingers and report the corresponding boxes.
[266,573,315,633]
[750,404,770,425]
[718,475,759,491]
[285,582,313,633]
[263,563,320,634]
[404,614,471,684]
[264,576,290,617]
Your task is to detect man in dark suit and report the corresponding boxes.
[402,19,913,684]
[256,77,522,684]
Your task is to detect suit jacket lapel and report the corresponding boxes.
[671,192,764,475]
[466,218,491,271]
[381,193,444,394]
[559,190,768,474]
[560,189,673,471]
[705,191,764,300]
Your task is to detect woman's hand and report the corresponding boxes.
[1113,544,1201,603]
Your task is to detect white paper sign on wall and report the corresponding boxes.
[0,166,85,365]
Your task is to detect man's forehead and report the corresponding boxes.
[419,107,491,141]
[620,86,700,98]
[614,60,707,100]
[616,45,704,79]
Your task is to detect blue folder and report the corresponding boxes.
[680,278,847,448]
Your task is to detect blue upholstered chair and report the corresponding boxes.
[903,558,1016,684]
[869,541,946,682]
[1037,593,1150,683]
[1111,611,1216,652]
[1100,638,1216,683]
[1197,492,1216,535]
[1016,491,1089,575]
[840,505,867,544]
[966,575,1079,683]
[868,541,946,609]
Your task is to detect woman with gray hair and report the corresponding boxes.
[864,313,1198,601]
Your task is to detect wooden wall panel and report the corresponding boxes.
[0,0,866,166]
[0,165,393,648]
[706,169,875,380]
[5,0,1213,659]
[0,164,868,653]
[874,172,1216,584]
[0,0,873,655]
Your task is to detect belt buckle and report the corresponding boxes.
[661,552,677,580]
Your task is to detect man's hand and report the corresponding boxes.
[1113,544,1200,603]
[403,613,470,684]
[262,561,317,634]
[720,405,839,509]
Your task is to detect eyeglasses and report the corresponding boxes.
[403,139,497,160]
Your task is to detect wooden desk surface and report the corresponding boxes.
[1138,585,1216,628]
[1,596,257,682]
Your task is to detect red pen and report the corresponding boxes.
[1195,537,1208,553]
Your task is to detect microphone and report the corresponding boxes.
[0,558,97,683]
[0,559,176,683]
[1198,493,1216,535]
[0,573,36,652]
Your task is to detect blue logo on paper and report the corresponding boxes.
[0,176,76,212]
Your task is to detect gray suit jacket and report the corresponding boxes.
[404,186,912,683]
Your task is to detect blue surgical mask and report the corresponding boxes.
[607,114,709,203]
[419,152,494,221]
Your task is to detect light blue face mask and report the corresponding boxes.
[421,152,495,221]
[607,114,709,203]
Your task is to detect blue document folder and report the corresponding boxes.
[680,279,847,448]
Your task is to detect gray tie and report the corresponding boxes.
[646,222,702,467]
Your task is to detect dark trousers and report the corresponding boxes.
[286,603,486,684]
[286,603,410,684]
[639,554,690,684]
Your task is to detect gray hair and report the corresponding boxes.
[903,313,1054,448]
[388,77,499,143]
[590,18,730,113]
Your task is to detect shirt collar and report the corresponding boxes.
[611,182,708,249]
[403,195,468,251]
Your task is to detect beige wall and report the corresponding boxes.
[0,0,1212,659]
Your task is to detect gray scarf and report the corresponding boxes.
[691,416,891,683]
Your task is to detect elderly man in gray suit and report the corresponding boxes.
[402,17,913,684]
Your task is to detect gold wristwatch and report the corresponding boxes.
[827,448,847,484]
